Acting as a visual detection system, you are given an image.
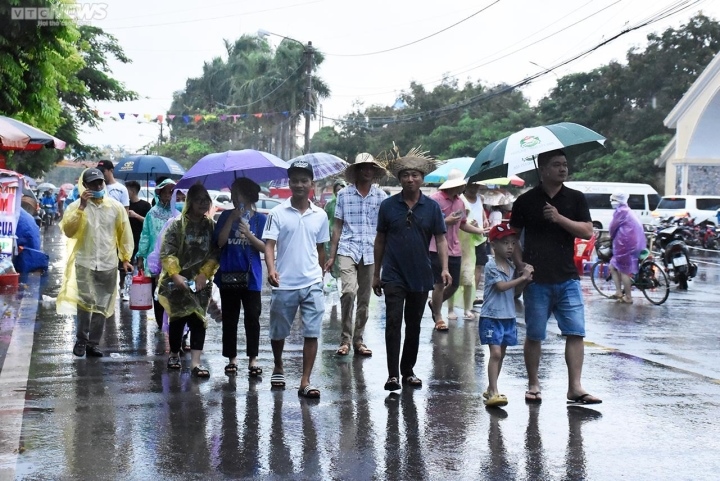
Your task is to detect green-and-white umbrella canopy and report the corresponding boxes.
[467,122,606,183]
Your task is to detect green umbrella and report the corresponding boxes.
[466,122,606,183]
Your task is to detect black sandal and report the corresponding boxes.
[167,356,181,370]
[191,365,210,378]
[224,363,238,374]
[248,365,263,377]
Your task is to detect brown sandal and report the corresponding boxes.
[355,344,372,357]
[336,343,350,356]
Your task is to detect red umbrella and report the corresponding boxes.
[0,116,66,151]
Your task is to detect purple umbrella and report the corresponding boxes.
[175,149,288,189]
[269,152,348,188]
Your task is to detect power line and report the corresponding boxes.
[323,1,501,57]
[327,0,617,98]
[321,0,704,129]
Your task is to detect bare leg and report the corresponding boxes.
[566,335,585,396]
[300,337,318,389]
[463,284,475,318]
[610,265,622,297]
[621,273,634,300]
[431,283,444,323]
[487,345,505,395]
[271,339,285,375]
[447,296,457,320]
[190,349,202,369]
[524,338,542,393]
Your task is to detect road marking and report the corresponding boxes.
[0,275,41,478]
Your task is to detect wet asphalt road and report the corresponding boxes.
[0,225,719,480]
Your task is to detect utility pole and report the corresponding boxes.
[304,41,314,155]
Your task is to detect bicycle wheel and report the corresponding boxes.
[590,261,615,298]
[638,261,670,305]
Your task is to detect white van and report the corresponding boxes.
[651,195,720,225]
[564,182,661,230]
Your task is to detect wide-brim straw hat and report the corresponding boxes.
[385,146,437,178]
[344,152,387,184]
[439,168,468,190]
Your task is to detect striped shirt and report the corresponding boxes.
[335,184,386,264]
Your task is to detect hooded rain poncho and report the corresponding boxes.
[137,179,178,274]
[157,203,219,326]
[609,203,646,275]
[57,171,134,317]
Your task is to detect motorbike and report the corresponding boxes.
[701,222,719,250]
[40,206,55,228]
[653,225,698,289]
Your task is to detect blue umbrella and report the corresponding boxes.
[424,157,475,185]
[114,155,185,182]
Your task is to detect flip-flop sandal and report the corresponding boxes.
[248,366,263,377]
[384,377,401,391]
[567,393,602,405]
[355,344,372,357]
[484,394,509,407]
[298,385,321,398]
[434,320,449,331]
[224,363,238,375]
[270,373,286,388]
[525,391,542,403]
[191,365,210,378]
[447,312,458,320]
[167,356,181,370]
[336,343,350,356]
[402,375,422,387]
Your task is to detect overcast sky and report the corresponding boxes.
[81,0,720,152]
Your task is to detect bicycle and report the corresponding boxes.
[590,240,670,305]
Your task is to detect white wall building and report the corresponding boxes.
[656,52,720,195]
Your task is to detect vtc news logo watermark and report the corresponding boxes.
[10,3,108,26]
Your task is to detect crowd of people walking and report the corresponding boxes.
[56,149,603,406]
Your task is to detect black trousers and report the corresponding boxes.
[169,314,205,353]
[151,276,165,330]
[220,287,262,359]
[383,283,427,379]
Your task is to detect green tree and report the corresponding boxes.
[0,3,138,176]
[538,14,720,182]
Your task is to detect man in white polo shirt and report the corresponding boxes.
[263,159,329,399]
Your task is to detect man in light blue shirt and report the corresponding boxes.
[325,153,387,357]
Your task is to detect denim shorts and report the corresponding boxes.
[269,283,324,340]
[523,279,585,341]
[479,317,518,346]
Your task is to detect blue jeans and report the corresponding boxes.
[524,280,585,341]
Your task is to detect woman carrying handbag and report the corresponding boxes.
[214,178,267,376]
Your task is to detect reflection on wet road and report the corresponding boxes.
[0,226,718,480]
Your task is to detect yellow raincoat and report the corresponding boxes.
[57,172,134,317]
[157,209,218,326]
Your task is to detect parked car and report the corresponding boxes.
[651,195,720,225]
[256,197,282,214]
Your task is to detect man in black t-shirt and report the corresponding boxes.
[510,149,602,406]
[126,181,151,258]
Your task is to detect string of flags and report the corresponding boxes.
[91,109,301,124]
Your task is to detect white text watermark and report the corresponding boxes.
[10,4,108,25]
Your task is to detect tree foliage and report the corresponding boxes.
[0,1,137,176]
[538,14,720,189]
[160,35,330,163]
